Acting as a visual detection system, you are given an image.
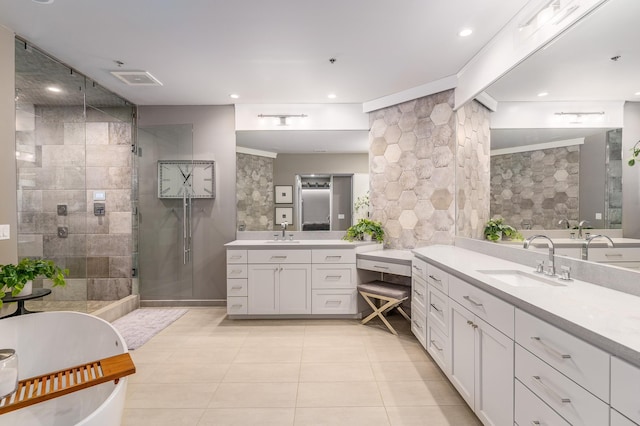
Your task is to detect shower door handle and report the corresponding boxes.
[187,194,192,264]
[183,192,187,264]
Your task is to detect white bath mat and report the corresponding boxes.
[112,308,187,350]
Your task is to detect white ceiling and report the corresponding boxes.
[0,0,529,106]
[236,130,369,154]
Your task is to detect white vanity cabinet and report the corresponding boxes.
[449,298,514,426]
[226,245,358,317]
[611,357,640,425]
[411,259,428,349]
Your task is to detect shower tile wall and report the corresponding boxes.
[17,106,132,301]
[606,129,622,228]
[236,152,274,231]
[490,146,580,230]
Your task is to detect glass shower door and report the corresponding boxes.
[137,125,194,301]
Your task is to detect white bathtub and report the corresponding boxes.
[0,311,131,425]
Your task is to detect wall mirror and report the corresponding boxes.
[235,130,369,231]
[483,0,638,232]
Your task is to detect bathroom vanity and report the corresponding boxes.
[412,244,640,426]
[224,240,381,317]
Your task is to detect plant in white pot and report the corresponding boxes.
[0,258,68,307]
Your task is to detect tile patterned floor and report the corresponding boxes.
[122,307,481,425]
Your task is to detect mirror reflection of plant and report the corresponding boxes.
[353,192,370,218]
[483,218,523,242]
[343,218,384,242]
[628,140,640,166]
[0,258,68,306]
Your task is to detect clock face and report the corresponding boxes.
[158,161,215,199]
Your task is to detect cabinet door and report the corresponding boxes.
[248,264,279,314]
[279,264,312,314]
[475,316,514,426]
[449,299,476,409]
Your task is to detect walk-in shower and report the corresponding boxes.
[14,38,136,314]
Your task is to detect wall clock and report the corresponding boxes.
[157,160,215,199]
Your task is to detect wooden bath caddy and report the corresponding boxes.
[0,353,135,415]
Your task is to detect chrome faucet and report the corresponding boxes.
[524,235,556,276]
[281,221,288,238]
[581,234,614,260]
[578,220,590,239]
[558,218,570,229]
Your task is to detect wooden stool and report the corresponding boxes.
[358,281,411,335]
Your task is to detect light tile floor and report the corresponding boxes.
[122,307,481,426]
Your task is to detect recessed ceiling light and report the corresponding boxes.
[47,86,62,93]
[229,94,239,99]
[538,91,549,97]
[327,93,337,99]
[635,91,640,96]
[458,28,473,37]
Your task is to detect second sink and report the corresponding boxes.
[478,269,567,288]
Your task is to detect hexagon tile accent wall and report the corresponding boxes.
[490,146,580,230]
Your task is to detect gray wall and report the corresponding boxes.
[580,132,607,228]
[623,102,640,238]
[138,106,236,301]
[0,26,17,264]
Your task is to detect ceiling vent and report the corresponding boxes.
[110,71,163,86]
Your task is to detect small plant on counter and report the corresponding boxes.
[483,218,523,242]
[343,218,385,242]
[628,140,640,166]
[0,258,68,306]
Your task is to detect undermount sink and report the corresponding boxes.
[477,269,567,288]
[264,240,301,244]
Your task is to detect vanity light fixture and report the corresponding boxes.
[47,86,62,93]
[257,114,308,126]
[32,0,54,3]
[458,28,473,37]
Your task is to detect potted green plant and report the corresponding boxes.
[483,218,523,242]
[0,258,68,307]
[343,218,385,242]
[628,140,640,166]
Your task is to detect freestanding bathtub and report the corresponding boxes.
[0,311,131,425]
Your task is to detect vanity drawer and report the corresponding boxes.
[248,249,311,264]
[449,275,514,338]
[411,304,427,348]
[311,289,356,314]
[427,322,449,374]
[515,309,609,402]
[515,379,570,426]
[412,256,428,281]
[588,247,640,262]
[312,249,356,264]
[515,344,609,426]
[411,275,427,312]
[611,357,640,424]
[227,296,248,315]
[427,285,449,336]
[227,264,248,279]
[312,264,356,289]
[227,279,248,297]
[426,263,449,295]
[227,249,247,264]
[357,258,411,276]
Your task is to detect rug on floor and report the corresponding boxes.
[112,308,188,350]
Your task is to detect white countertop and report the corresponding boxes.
[356,249,413,265]
[225,239,381,250]
[413,245,640,367]
[498,237,640,249]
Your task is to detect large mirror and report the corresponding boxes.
[235,130,369,231]
[484,0,638,232]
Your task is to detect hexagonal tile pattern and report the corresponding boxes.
[399,210,418,229]
[384,144,402,163]
[490,145,580,229]
[430,103,453,126]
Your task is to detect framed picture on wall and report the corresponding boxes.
[275,207,293,224]
[275,185,293,204]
